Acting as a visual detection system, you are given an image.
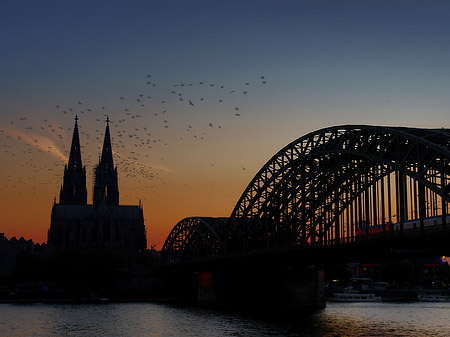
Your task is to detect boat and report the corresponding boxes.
[328,290,381,302]
[418,294,450,302]
[328,277,382,302]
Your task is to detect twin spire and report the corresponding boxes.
[68,114,83,172]
[93,116,119,206]
[59,115,119,206]
[59,115,87,204]
[100,116,114,171]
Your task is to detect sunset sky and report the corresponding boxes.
[1,1,449,249]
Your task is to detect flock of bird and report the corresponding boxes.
[1,74,269,202]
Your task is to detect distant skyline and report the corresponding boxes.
[1,1,449,248]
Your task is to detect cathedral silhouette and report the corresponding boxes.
[48,116,147,251]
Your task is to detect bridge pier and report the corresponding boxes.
[197,265,325,310]
[198,271,217,305]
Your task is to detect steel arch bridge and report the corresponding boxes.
[162,217,228,263]
[162,125,450,262]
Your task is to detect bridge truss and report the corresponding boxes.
[162,217,228,263]
[162,125,450,261]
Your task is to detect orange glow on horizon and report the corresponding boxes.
[0,136,251,249]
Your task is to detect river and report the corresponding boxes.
[1,301,449,336]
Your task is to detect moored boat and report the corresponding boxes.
[328,290,381,302]
[418,294,450,302]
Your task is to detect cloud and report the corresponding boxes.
[113,151,176,174]
[148,164,176,174]
[4,127,68,162]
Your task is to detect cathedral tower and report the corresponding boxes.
[59,115,87,205]
[93,116,119,206]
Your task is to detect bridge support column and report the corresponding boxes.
[198,271,217,306]
[277,266,325,309]
[201,264,326,310]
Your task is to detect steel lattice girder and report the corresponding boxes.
[231,126,450,219]
[161,126,450,260]
[227,125,450,252]
[161,217,228,262]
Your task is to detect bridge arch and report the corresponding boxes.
[161,217,228,263]
[228,125,450,253]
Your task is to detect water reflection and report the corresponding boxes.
[1,302,450,336]
[319,302,450,337]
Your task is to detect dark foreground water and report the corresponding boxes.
[1,301,450,336]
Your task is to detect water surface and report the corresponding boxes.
[1,302,449,336]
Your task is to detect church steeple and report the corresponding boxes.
[100,116,114,171]
[59,115,87,205]
[93,116,119,206]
